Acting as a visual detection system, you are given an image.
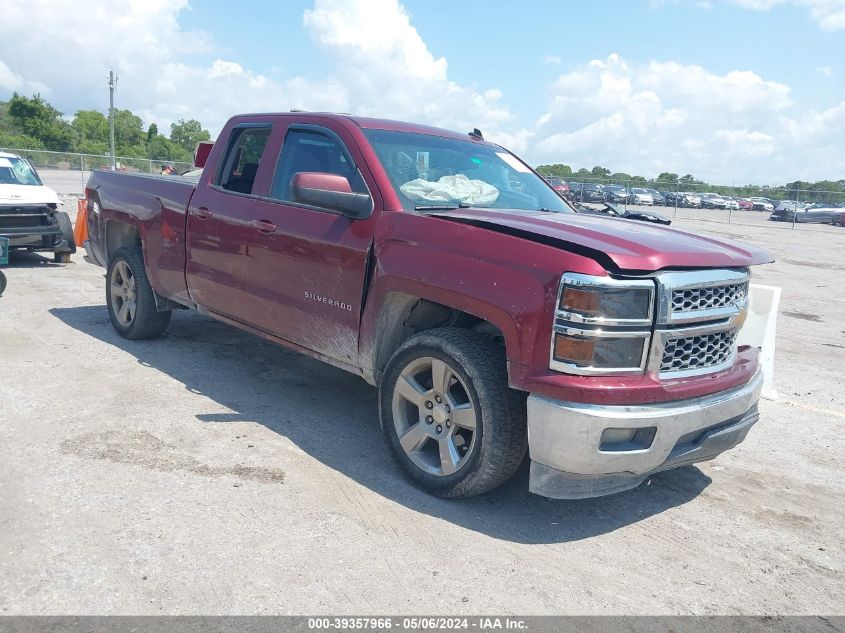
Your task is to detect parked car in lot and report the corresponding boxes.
[681,192,701,208]
[603,185,628,203]
[572,182,605,203]
[749,197,775,212]
[545,177,571,199]
[644,188,666,206]
[0,152,76,262]
[771,202,845,224]
[700,193,728,209]
[724,198,740,211]
[735,198,753,211]
[574,201,671,225]
[774,200,809,212]
[627,188,654,206]
[84,111,771,500]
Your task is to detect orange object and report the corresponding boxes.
[74,198,89,247]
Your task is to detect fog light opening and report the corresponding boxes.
[600,426,657,452]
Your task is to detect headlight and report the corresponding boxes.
[550,273,655,375]
[557,273,654,325]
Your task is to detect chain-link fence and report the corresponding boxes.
[0,148,192,175]
[557,176,845,229]
[0,148,194,196]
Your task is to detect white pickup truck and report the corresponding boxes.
[0,152,75,262]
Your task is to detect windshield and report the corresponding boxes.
[0,156,43,186]
[363,129,570,213]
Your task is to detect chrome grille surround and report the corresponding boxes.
[651,268,749,379]
[656,269,750,325]
[671,283,748,315]
[550,269,749,379]
[659,328,739,374]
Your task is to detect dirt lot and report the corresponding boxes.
[0,210,842,615]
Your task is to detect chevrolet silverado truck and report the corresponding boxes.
[0,152,76,262]
[83,113,771,499]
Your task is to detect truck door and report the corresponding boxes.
[239,123,378,366]
[185,123,273,321]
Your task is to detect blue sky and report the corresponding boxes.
[181,0,843,119]
[1,0,844,183]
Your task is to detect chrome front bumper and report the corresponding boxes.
[527,371,763,499]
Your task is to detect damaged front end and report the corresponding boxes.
[0,204,72,254]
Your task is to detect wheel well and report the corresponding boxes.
[105,220,140,262]
[372,295,505,384]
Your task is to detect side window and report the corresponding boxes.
[270,129,368,204]
[215,125,271,194]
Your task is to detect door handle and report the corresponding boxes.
[251,219,277,234]
[190,206,213,220]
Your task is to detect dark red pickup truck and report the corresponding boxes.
[84,112,770,499]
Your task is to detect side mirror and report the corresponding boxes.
[291,172,372,218]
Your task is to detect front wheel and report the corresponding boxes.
[106,247,171,339]
[53,211,76,263]
[379,328,527,498]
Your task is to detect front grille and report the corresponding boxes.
[672,282,748,314]
[0,215,50,229]
[660,329,738,374]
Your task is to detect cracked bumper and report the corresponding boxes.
[527,371,763,499]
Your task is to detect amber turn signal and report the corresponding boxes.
[559,287,602,315]
[553,334,595,364]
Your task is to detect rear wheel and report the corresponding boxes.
[106,247,171,339]
[379,328,527,498]
[0,270,6,296]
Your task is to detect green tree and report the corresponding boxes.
[146,134,190,162]
[112,109,145,153]
[657,172,678,184]
[7,93,74,150]
[170,118,211,153]
[590,166,611,178]
[0,131,44,149]
[71,110,109,149]
[535,163,572,178]
[146,123,158,144]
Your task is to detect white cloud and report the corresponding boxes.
[0,0,513,146]
[0,1,843,183]
[727,0,845,30]
[533,53,844,183]
[302,0,514,137]
[0,0,348,135]
[541,55,562,65]
[816,65,833,76]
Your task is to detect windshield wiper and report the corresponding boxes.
[414,202,473,212]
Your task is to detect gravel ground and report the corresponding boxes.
[0,210,842,615]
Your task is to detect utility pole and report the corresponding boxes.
[108,70,118,170]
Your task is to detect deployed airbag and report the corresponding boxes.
[400,174,499,206]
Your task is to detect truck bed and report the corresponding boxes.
[86,170,197,304]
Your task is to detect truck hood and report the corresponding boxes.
[0,184,60,206]
[428,208,772,272]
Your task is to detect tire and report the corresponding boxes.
[0,270,6,296]
[379,328,527,498]
[53,211,76,263]
[106,246,171,340]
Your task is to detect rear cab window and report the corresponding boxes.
[214,124,272,195]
